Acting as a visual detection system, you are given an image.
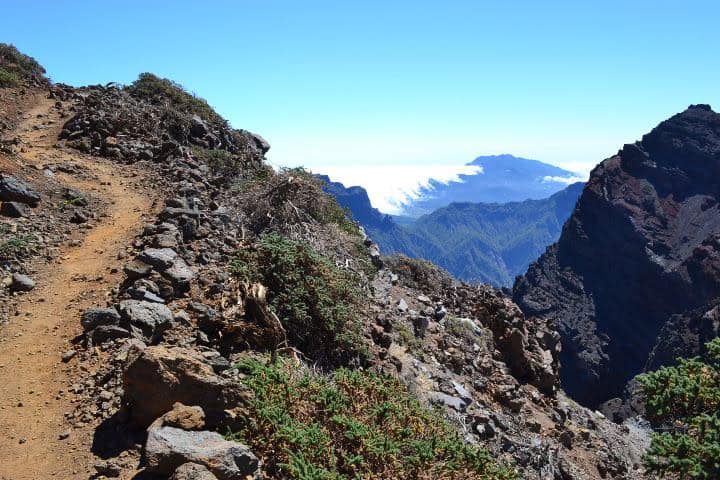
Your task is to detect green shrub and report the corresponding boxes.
[127,72,223,124]
[445,316,479,343]
[638,338,720,479]
[0,67,20,87]
[228,356,518,480]
[0,44,46,87]
[191,145,240,177]
[0,234,33,259]
[230,233,368,364]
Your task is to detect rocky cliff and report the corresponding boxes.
[514,104,720,408]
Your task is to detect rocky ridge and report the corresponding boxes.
[514,104,720,411]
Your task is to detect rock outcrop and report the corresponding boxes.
[514,104,720,407]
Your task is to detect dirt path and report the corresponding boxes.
[0,96,154,479]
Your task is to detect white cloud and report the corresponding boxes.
[541,175,587,184]
[316,163,482,214]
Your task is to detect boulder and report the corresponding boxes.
[163,257,195,292]
[139,248,178,269]
[0,201,29,218]
[123,346,247,428]
[0,174,40,206]
[171,463,218,480]
[81,307,121,331]
[145,427,259,480]
[118,300,173,338]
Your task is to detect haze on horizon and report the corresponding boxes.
[4,0,719,211]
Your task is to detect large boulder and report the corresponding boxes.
[139,248,178,269]
[0,174,40,206]
[118,300,173,338]
[123,346,246,428]
[145,426,259,480]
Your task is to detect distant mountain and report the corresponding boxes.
[319,174,583,287]
[404,183,584,286]
[400,154,580,216]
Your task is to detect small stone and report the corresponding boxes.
[397,298,408,312]
[10,273,35,292]
[61,350,77,363]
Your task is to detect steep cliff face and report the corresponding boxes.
[513,104,720,407]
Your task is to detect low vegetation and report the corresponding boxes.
[237,167,359,236]
[0,233,33,260]
[230,233,368,364]
[228,356,518,480]
[0,43,47,87]
[638,338,720,479]
[127,72,223,125]
[191,145,241,178]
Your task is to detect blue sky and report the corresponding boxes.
[4,0,719,211]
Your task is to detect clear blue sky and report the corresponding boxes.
[4,0,719,210]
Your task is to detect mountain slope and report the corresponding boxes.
[406,183,584,286]
[513,104,720,408]
[321,175,583,286]
[400,154,580,216]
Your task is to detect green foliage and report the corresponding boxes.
[445,316,479,343]
[228,356,517,480]
[0,68,21,87]
[127,73,223,124]
[191,145,240,177]
[392,320,423,356]
[0,44,46,87]
[230,233,368,364]
[638,338,720,479]
[0,233,33,260]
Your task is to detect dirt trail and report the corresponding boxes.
[0,96,154,479]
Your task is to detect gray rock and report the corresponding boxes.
[163,257,195,289]
[139,248,178,269]
[70,210,88,224]
[452,381,473,406]
[145,426,259,480]
[118,300,173,337]
[0,174,40,206]
[124,260,153,280]
[0,201,30,218]
[171,463,218,480]
[397,298,408,312]
[81,307,121,331]
[428,391,467,412]
[92,325,132,343]
[127,287,165,303]
[10,273,35,292]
